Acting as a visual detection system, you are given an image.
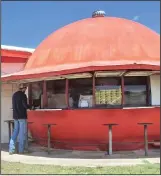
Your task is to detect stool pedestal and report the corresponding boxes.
[138,122,153,156]
[4,120,14,143]
[103,123,118,155]
[26,122,34,151]
[43,124,56,154]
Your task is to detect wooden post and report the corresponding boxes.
[28,83,32,106]
[65,79,69,109]
[121,76,124,106]
[43,81,47,108]
[92,73,96,107]
[146,76,150,106]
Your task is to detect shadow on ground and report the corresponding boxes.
[1,143,160,160]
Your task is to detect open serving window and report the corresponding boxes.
[95,72,122,108]
[27,70,160,110]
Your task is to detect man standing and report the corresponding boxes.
[9,84,31,154]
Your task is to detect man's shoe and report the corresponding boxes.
[9,151,15,155]
[19,150,31,154]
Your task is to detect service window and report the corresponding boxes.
[95,77,122,108]
[31,82,43,108]
[124,76,148,107]
[68,78,93,109]
[46,79,66,109]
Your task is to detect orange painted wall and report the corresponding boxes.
[28,107,160,151]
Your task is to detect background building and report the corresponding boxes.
[1,45,34,143]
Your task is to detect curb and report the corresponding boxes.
[1,151,160,167]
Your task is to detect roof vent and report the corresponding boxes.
[92,10,106,18]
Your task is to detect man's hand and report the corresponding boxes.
[31,106,35,110]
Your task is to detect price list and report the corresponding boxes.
[95,86,121,105]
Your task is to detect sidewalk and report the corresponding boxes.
[1,146,160,167]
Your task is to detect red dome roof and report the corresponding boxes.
[25,17,160,74]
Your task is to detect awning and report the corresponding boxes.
[1,61,160,83]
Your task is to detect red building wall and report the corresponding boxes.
[28,107,160,151]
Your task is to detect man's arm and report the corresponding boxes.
[22,94,31,109]
[12,93,18,117]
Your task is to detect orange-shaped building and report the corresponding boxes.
[2,11,160,151]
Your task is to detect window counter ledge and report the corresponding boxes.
[123,106,160,109]
[28,106,160,111]
[28,109,62,111]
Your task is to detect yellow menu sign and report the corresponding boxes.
[95,86,121,105]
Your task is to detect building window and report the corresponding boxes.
[95,77,122,108]
[68,78,93,109]
[46,79,66,109]
[31,82,43,108]
[124,76,147,107]
[29,72,153,110]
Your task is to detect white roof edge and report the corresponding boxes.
[1,45,35,53]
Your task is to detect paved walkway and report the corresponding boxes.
[1,146,160,167]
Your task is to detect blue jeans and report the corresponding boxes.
[9,119,28,153]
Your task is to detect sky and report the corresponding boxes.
[2,1,160,48]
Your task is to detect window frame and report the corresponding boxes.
[28,71,158,110]
[123,76,149,107]
[68,77,93,109]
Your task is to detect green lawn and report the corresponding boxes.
[1,161,160,174]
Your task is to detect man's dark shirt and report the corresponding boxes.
[12,91,30,119]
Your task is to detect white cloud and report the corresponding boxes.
[133,16,140,21]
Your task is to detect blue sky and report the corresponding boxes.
[2,1,160,48]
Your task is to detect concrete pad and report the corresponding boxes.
[1,147,160,167]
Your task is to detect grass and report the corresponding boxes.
[1,161,160,174]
